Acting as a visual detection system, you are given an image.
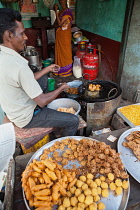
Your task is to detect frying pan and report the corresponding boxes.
[78,79,121,102]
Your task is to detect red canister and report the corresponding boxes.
[82,45,99,80]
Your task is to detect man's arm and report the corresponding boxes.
[34,64,60,80]
[33,83,69,107]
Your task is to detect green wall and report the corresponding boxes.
[76,0,127,42]
[0,1,50,28]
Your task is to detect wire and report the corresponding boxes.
[96,49,114,81]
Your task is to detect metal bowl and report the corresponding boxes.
[73,31,83,42]
[47,98,81,115]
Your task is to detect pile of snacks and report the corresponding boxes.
[22,158,77,209]
[123,130,140,160]
[57,107,76,114]
[66,87,78,95]
[119,104,140,126]
[88,84,101,92]
[42,138,129,179]
[22,138,129,210]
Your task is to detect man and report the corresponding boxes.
[0,8,79,136]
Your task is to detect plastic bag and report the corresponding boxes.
[73,56,82,78]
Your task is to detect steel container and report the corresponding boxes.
[47,98,81,115]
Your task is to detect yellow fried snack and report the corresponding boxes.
[35,196,52,201]
[32,184,48,191]
[79,175,86,182]
[33,201,52,207]
[87,173,94,180]
[41,160,56,171]
[84,189,92,196]
[115,186,123,195]
[85,195,93,205]
[34,189,51,197]
[115,179,122,187]
[100,182,108,189]
[100,176,105,182]
[70,196,78,206]
[109,182,116,191]
[63,197,71,208]
[101,189,109,197]
[97,202,106,210]
[91,188,98,196]
[42,172,51,184]
[122,180,129,189]
[78,193,85,203]
[35,207,52,210]
[52,184,60,201]
[28,177,36,190]
[45,168,57,181]
[93,195,100,202]
[108,173,114,181]
[95,178,101,186]
[32,165,42,173]
[82,183,88,191]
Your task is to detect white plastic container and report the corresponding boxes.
[73,56,82,78]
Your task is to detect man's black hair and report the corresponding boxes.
[0,8,22,44]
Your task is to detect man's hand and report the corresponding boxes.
[59,83,70,91]
[44,64,60,73]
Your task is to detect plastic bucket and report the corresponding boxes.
[48,78,55,91]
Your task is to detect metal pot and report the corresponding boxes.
[73,31,83,42]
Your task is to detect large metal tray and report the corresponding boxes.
[23,136,130,210]
[118,127,140,183]
[117,103,140,127]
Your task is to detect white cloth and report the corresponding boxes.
[0,45,43,128]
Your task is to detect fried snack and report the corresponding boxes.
[34,189,51,196]
[66,87,78,95]
[97,202,106,210]
[123,131,140,160]
[22,158,77,210]
[57,107,76,114]
[88,84,101,92]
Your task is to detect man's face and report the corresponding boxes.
[10,21,28,53]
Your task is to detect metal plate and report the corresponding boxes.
[117,103,140,127]
[118,127,140,183]
[23,136,130,210]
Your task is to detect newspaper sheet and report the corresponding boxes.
[0,123,15,172]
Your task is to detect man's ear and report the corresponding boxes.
[3,30,13,42]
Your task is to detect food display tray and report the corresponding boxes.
[118,127,140,183]
[117,103,140,128]
[23,136,130,210]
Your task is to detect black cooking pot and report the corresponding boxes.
[78,80,122,102]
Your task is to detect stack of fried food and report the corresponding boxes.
[22,138,129,210]
[88,84,101,92]
[57,107,76,114]
[42,138,128,180]
[123,130,140,160]
[66,87,78,95]
[22,158,77,209]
